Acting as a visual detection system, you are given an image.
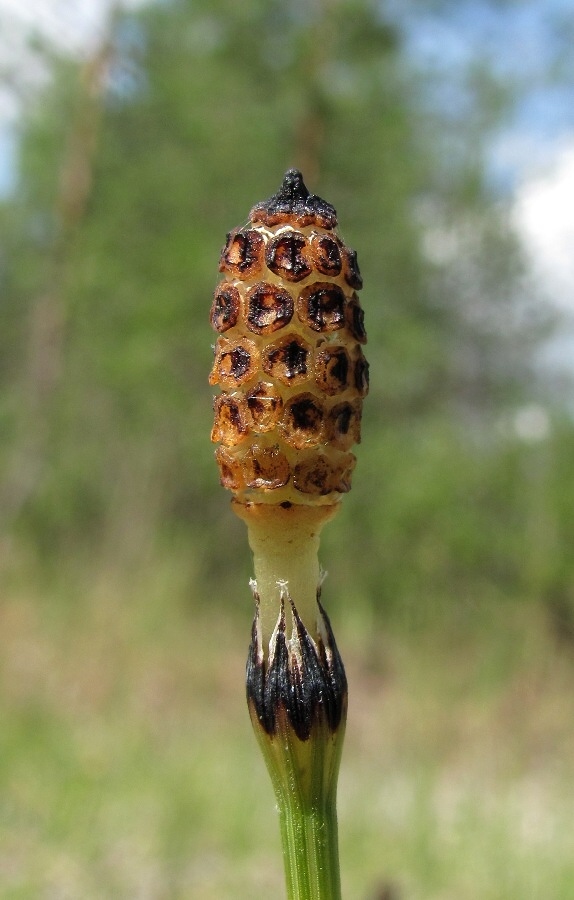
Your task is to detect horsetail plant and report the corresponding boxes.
[209,170,368,900]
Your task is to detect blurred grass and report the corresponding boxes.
[2,553,574,899]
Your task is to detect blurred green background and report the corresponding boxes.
[1,0,574,897]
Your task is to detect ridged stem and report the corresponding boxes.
[274,721,343,900]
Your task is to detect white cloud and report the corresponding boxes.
[0,0,147,122]
[0,0,117,54]
[513,142,574,313]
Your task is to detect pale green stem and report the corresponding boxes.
[233,500,338,645]
[239,500,346,900]
[251,715,344,900]
[277,795,342,900]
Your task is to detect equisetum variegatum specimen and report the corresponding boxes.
[209,169,368,899]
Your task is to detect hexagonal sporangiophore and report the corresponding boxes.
[211,395,251,447]
[219,228,265,280]
[309,233,343,278]
[245,282,294,335]
[265,230,313,283]
[215,446,245,493]
[292,451,356,496]
[314,346,350,396]
[296,282,346,333]
[209,336,260,389]
[262,334,312,386]
[325,400,362,451]
[210,282,241,333]
[279,393,325,450]
[353,352,370,397]
[245,382,284,433]
[345,295,367,344]
[342,248,363,290]
[242,444,291,490]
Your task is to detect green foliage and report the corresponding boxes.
[2,576,574,898]
[0,0,572,629]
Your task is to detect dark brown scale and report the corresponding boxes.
[246,595,347,740]
[310,234,342,277]
[209,337,259,387]
[346,296,367,344]
[250,168,338,230]
[246,283,294,335]
[219,228,264,280]
[243,445,291,490]
[210,283,240,333]
[326,401,362,450]
[263,336,310,385]
[246,382,283,432]
[297,283,346,333]
[354,353,370,397]
[315,347,350,395]
[343,248,363,290]
[280,394,324,449]
[266,231,312,283]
